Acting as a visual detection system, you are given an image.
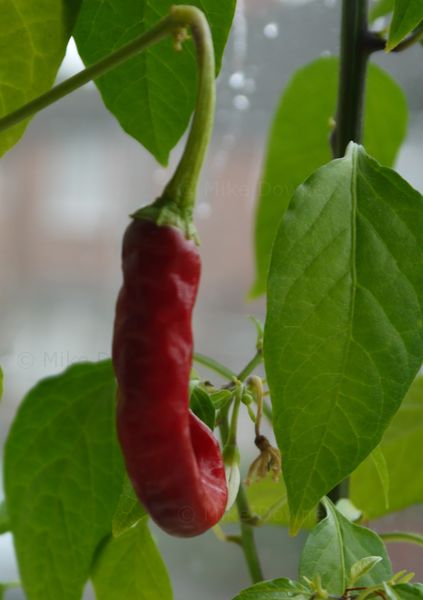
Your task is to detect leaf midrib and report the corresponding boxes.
[294,149,359,521]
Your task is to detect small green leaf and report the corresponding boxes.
[299,498,392,596]
[4,361,124,600]
[370,0,394,22]
[251,58,407,297]
[351,376,423,518]
[209,389,233,410]
[393,573,417,585]
[0,0,81,157]
[349,556,383,587]
[92,520,172,600]
[112,476,147,538]
[264,144,423,531]
[387,0,423,50]
[232,578,309,600]
[73,0,236,164]
[190,383,216,430]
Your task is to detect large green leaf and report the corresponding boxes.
[299,499,392,595]
[73,0,236,165]
[264,144,423,531]
[92,520,172,600]
[387,0,423,50]
[351,376,423,519]
[0,501,10,534]
[0,0,81,157]
[4,361,124,600]
[251,58,407,298]
[232,578,310,600]
[366,446,390,511]
[112,475,146,538]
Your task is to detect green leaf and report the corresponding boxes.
[4,361,124,600]
[251,58,408,297]
[387,0,423,50]
[351,376,423,518]
[299,499,392,596]
[223,477,316,529]
[368,446,390,510]
[73,0,236,165]
[112,476,147,538]
[232,578,310,600]
[209,388,233,410]
[264,144,423,531]
[348,556,383,586]
[0,501,10,534]
[388,584,423,600]
[190,383,216,430]
[0,0,81,157]
[92,520,172,600]
[370,0,394,22]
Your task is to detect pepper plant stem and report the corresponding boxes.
[162,6,215,210]
[327,0,370,507]
[235,485,264,583]
[193,352,237,381]
[217,356,265,584]
[238,351,263,382]
[220,409,264,584]
[0,6,214,214]
[332,0,370,158]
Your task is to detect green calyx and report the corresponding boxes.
[131,196,199,242]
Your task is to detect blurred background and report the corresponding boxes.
[0,0,422,597]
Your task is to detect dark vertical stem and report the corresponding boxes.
[331,0,370,158]
[327,0,370,507]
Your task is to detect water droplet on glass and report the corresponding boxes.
[196,203,212,219]
[233,95,250,111]
[229,71,245,90]
[320,50,332,57]
[263,22,279,39]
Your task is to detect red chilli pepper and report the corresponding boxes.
[112,218,228,537]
